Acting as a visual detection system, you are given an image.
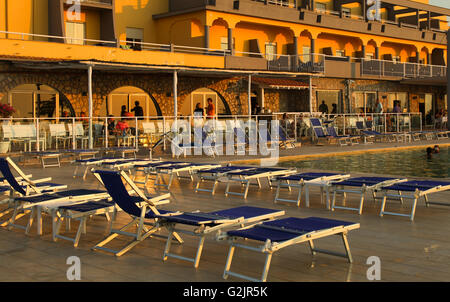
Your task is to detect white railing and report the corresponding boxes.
[0,112,431,153]
[0,30,446,77]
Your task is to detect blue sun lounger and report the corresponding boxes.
[194,165,255,195]
[330,176,408,215]
[92,169,284,265]
[93,170,284,267]
[153,162,221,189]
[274,172,350,207]
[220,216,360,282]
[326,126,360,146]
[379,180,450,221]
[225,167,297,199]
[132,160,188,186]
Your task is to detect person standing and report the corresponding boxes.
[131,101,144,120]
[318,100,329,114]
[206,98,215,119]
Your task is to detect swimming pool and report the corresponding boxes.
[279,146,450,179]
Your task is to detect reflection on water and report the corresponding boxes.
[280,147,450,179]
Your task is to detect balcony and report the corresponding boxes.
[158,0,448,46]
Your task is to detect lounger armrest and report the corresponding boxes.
[28,177,52,184]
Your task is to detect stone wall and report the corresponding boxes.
[0,65,253,117]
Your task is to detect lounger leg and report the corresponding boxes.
[331,190,337,212]
[379,196,387,217]
[211,180,218,195]
[260,253,273,282]
[358,194,365,215]
[398,191,404,204]
[73,218,86,247]
[193,237,206,268]
[243,181,250,199]
[410,198,418,221]
[274,184,281,204]
[308,240,317,256]
[424,195,429,208]
[223,245,236,280]
[36,206,43,236]
[341,233,353,263]
[25,207,35,234]
[305,186,310,207]
[163,228,175,261]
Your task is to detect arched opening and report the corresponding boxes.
[431,48,445,66]
[106,86,161,117]
[366,40,377,59]
[1,84,74,118]
[210,18,230,51]
[299,30,312,62]
[180,88,231,117]
[420,47,429,64]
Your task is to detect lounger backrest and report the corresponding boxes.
[326,126,337,137]
[365,120,373,129]
[0,158,27,195]
[310,118,322,128]
[278,126,287,141]
[355,121,365,130]
[313,127,326,138]
[94,170,145,217]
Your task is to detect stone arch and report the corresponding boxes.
[180,86,231,116]
[0,74,76,118]
[104,82,162,117]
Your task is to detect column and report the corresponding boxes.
[88,65,93,149]
[204,25,210,50]
[375,46,379,59]
[447,29,449,131]
[173,70,178,118]
[227,27,234,55]
[310,38,315,63]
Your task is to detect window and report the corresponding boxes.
[220,37,235,51]
[335,49,345,57]
[365,53,374,60]
[342,7,351,18]
[315,2,326,12]
[265,42,277,61]
[126,27,144,50]
[302,46,311,63]
[65,22,85,45]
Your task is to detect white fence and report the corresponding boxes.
[0,112,428,153]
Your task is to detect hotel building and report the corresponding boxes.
[0,0,448,127]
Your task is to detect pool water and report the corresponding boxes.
[279,146,450,179]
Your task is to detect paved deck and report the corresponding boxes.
[0,139,450,282]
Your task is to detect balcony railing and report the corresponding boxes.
[361,59,447,78]
[0,30,446,78]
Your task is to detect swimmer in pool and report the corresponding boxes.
[426,147,433,159]
[433,145,440,153]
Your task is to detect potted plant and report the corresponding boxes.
[0,103,16,153]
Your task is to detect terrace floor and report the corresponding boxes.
[0,138,449,282]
